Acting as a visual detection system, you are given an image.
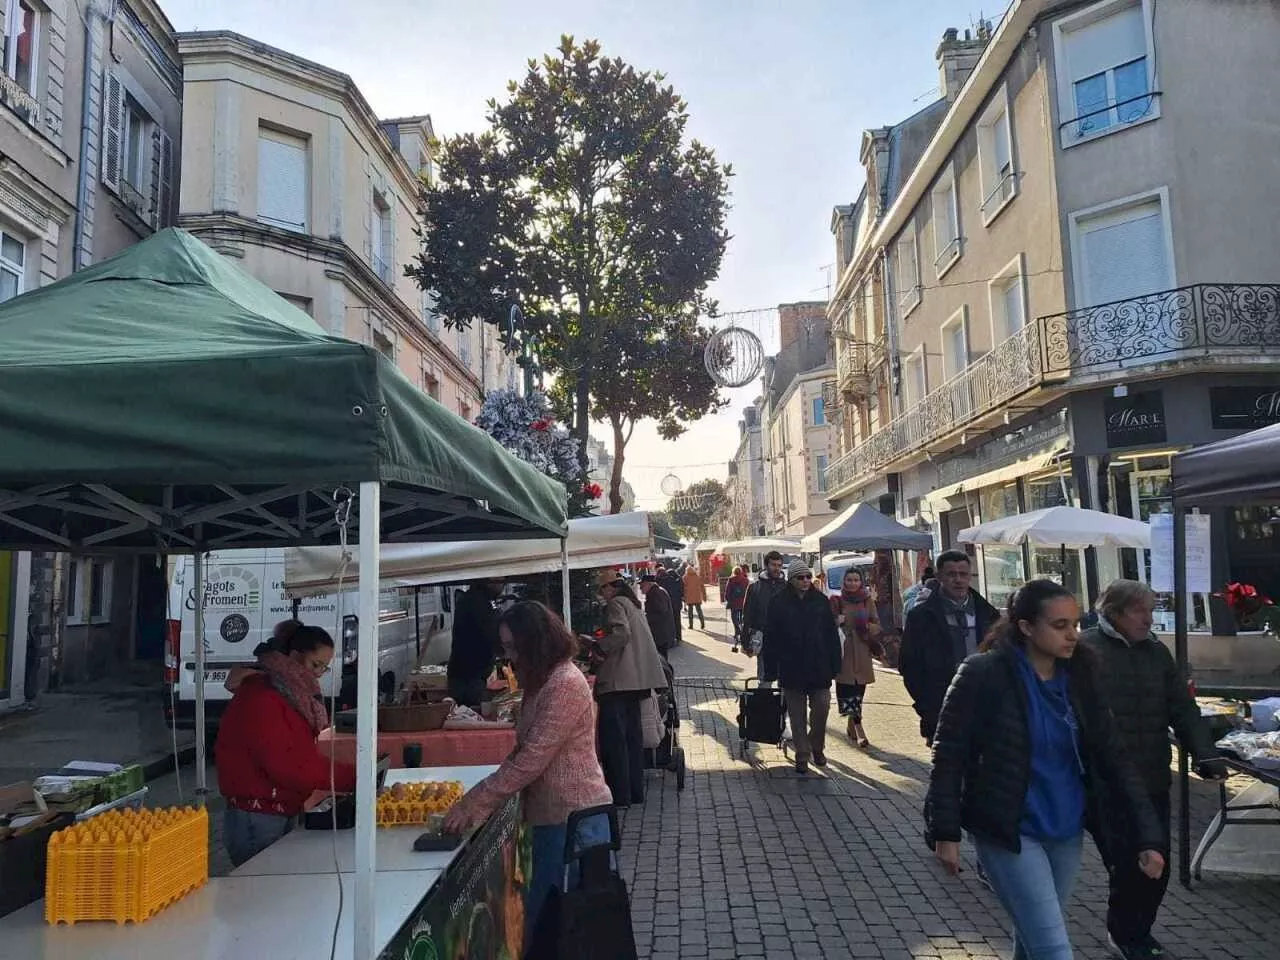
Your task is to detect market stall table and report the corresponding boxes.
[319,726,517,769]
[1189,755,1280,880]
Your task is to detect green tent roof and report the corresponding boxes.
[0,229,566,551]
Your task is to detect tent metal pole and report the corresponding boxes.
[193,550,207,801]
[354,481,381,960]
[1173,505,1191,888]
[560,538,572,631]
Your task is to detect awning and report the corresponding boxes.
[285,512,653,595]
[712,536,803,554]
[925,437,1072,506]
[1172,422,1280,504]
[799,502,933,553]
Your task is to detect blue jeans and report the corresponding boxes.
[224,808,292,868]
[974,833,1083,960]
[527,812,615,948]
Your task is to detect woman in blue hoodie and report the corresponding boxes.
[925,580,1165,960]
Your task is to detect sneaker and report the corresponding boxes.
[1107,934,1167,959]
[795,758,809,775]
[812,752,827,767]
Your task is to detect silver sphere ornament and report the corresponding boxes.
[660,473,684,497]
[704,326,765,388]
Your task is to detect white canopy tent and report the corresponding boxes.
[284,511,654,595]
[712,536,802,554]
[957,506,1151,549]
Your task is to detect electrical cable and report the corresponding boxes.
[327,488,354,960]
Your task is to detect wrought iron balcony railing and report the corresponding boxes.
[824,283,1280,497]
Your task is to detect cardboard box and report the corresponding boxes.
[0,783,72,917]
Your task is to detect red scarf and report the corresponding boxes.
[841,587,873,638]
[258,650,330,734]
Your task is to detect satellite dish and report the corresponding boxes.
[660,473,683,496]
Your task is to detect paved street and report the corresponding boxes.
[621,599,1280,960]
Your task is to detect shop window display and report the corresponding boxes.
[978,483,1024,611]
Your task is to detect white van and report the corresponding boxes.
[164,549,457,727]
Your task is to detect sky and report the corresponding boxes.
[164,0,989,510]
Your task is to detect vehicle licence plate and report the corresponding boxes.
[203,669,229,683]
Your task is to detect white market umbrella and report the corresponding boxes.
[957,506,1151,549]
[712,536,802,554]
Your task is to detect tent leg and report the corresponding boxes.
[1173,506,1191,888]
[193,551,207,802]
[354,481,381,960]
[560,539,572,631]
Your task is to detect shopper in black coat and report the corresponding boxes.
[900,550,1000,744]
[657,564,684,646]
[1080,579,1227,960]
[763,560,841,774]
[447,579,503,708]
[638,576,677,656]
[926,580,1164,960]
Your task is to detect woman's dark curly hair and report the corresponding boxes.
[498,601,578,691]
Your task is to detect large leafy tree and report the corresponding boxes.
[409,36,732,496]
[666,478,729,541]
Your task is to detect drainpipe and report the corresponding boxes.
[72,0,119,271]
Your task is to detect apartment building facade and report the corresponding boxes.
[720,399,767,539]
[1,0,181,706]
[825,0,1280,612]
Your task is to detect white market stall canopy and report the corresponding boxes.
[285,512,653,595]
[712,536,802,554]
[958,506,1151,549]
[800,502,934,554]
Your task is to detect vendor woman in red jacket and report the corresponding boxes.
[215,623,355,866]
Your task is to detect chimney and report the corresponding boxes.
[936,26,989,101]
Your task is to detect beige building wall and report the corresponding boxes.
[768,370,836,536]
[176,31,483,418]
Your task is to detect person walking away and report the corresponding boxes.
[900,550,999,746]
[725,566,750,647]
[593,571,669,806]
[215,625,356,867]
[763,560,841,775]
[833,568,881,748]
[443,602,614,946]
[682,563,707,630]
[657,563,684,646]
[927,580,1166,960]
[742,551,788,666]
[638,575,677,658]
[449,579,504,708]
[1080,580,1228,960]
[903,567,936,613]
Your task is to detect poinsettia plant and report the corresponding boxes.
[1219,582,1280,634]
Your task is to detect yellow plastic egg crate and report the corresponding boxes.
[45,806,209,925]
[375,781,464,827]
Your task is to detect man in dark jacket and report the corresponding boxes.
[638,575,677,657]
[1080,579,1227,960]
[742,550,787,665]
[447,579,503,708]
[899,550,999,745]
[763,560,841,774]
[657,563,684,646]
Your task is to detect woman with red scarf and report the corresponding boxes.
[725,566,751,645]
[215,624,355,866]
[832,568,881,747]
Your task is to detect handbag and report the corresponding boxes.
[526,806,638,960]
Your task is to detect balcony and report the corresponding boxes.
[823,283,1280,497]
[835,335,885,398]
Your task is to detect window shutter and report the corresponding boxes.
[385,195,396,282]
[100,71,124,195]
[1079,202,1169,307]
[1064,5,1145,81]
[156,130,174,228]
[149,127,163,227]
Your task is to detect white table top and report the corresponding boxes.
[0,871,439,959]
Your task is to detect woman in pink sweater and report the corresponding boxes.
[444,601,613,941]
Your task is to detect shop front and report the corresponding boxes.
[0,552,31,710]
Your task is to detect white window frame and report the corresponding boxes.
[931,164,961,278]
[1067,186,1175,309]
[814,454,829,494]
[257,125,309,233]
[903,346,928,407]
[66,558,113,626]
[977,84,1018,226]
[1053,0,1159,149]
[0,227,26,302]
[987,253,1028,344]
[895,226,921,320]
[940,307,970,381]
[2,0,40,96]
[371,188,393,284]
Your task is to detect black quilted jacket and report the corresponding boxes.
[1078,623,1218,794]
[925,642,1163,854]
[762,587,842,691]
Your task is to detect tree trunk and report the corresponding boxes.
[608,415,627,514]
[572,369,591,481]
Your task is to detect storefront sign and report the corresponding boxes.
[1149,513,1212,594]
[381,794,531,960]
[1104,391,1166,448]
[935,412,1070,488]
[1210,386,1280,429]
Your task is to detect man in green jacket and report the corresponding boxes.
[1080,579,1227,960]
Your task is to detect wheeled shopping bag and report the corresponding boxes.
[736,676,788,760]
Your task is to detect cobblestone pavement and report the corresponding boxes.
[621,600,1279,960]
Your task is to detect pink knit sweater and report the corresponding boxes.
[465,660,611,826]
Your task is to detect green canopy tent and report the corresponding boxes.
[0,229,566,959]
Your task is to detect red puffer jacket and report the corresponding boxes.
[214,674,355,816]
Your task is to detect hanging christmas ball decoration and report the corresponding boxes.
[660,473,683,497]
[704,326,765,388]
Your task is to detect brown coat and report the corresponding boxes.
[682,568,707,605]
[835,595,879,686]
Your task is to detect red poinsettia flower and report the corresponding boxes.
[530,418,551,431]
[583,482,603,499]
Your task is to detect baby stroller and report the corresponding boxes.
[644,659,687,790]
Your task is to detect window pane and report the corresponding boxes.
[1073,73,1111,134]
[0,268,17,303]
[812,397,825,426]
[1,233,24,265]
[992,115,1012,173]
[1000,278,1023,338]
[1114,58,1151,122]
[89,562,107,619]
[67,561,79,618]
[12,1,36,92]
